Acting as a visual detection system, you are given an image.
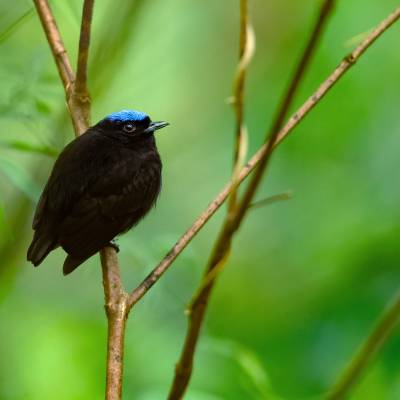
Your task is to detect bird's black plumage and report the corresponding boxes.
[27,109,168,275]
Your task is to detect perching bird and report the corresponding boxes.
[27,109,168,275]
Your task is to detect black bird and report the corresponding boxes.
[27,109,168,275]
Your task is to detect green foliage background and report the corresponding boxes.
[0,0,399,399]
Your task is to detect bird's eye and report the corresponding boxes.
[123,123,136,133]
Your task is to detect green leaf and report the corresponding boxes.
[0,8,34,44]
[204,337,283,400]
[35,98,53,115]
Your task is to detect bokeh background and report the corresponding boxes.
[1,0,400,399]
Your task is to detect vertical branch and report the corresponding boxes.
[101,248,129,400]
[33,1,127,399]
[232,0,248,164]
[168,1,253,398]
[326,290,400,400]
[74,0,94,129]
[167,2,336,399]
[229,0,255,212]
[233,0,336,227]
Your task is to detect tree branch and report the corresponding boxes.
[128,5,400,310]
[33,1,127,399]
[160,3,400,398]
[235,0,336,223]
[74,0,95,129]
[32,1,400,398]
[101,247,128,400]
[33,0,90,136]
[229,0,254,210]
[325,289,400,399]
[33,0,74,90]
[166,1,336,397]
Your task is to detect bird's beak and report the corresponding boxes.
[144,121,169,134]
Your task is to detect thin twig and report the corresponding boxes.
[33,0,90,136]
[325,289,400,399]
[166,1,336,398]
[132,0,400,310]
[229,0,254,210]
[33,2,127,399]
[33,1,400,398]
[33,0,74,89]
[249,191,292,209]
[234,0,337,229]
[232,0,249,166]
[74,0,95,128]
[128,4,400,310]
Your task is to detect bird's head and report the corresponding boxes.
[96,109,169,140]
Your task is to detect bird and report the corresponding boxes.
[27,109,168,275]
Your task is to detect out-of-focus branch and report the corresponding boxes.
[166,1,336,398]
[326,289,400,400]
[128,5,400,311]
[234,0,336,228]
[229,0,254,210]
[33,2,126,399]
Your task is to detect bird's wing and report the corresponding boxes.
[32,132,97,231]
[32,131,139,229]
[57,151,160,259]
[58,176,156,260]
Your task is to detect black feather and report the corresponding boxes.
[27,110,167,274]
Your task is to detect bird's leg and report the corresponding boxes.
[107,240,120,253]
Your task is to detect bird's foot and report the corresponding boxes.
[107,240,120,253]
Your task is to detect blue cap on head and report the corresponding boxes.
[105,109,149,122]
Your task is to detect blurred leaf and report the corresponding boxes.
[0,8,33,44]
[0,139,58,157]
[35,98,53,115]
[204,338,282,400]
[249,191,293,210]
[344,28,374,48]
[0,157,40,201]
[138,388,223,400]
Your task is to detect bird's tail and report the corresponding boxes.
[63,254,88,275]
[27,231,56,266]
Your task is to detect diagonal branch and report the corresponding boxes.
[235,0,336,223]
[166,4,400,397]
[130,4,400,399]
[33,0,74,90]
[32,1,400,399]
[325,289,400,399]
[128,5,400,310]
[33,0,89,136]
